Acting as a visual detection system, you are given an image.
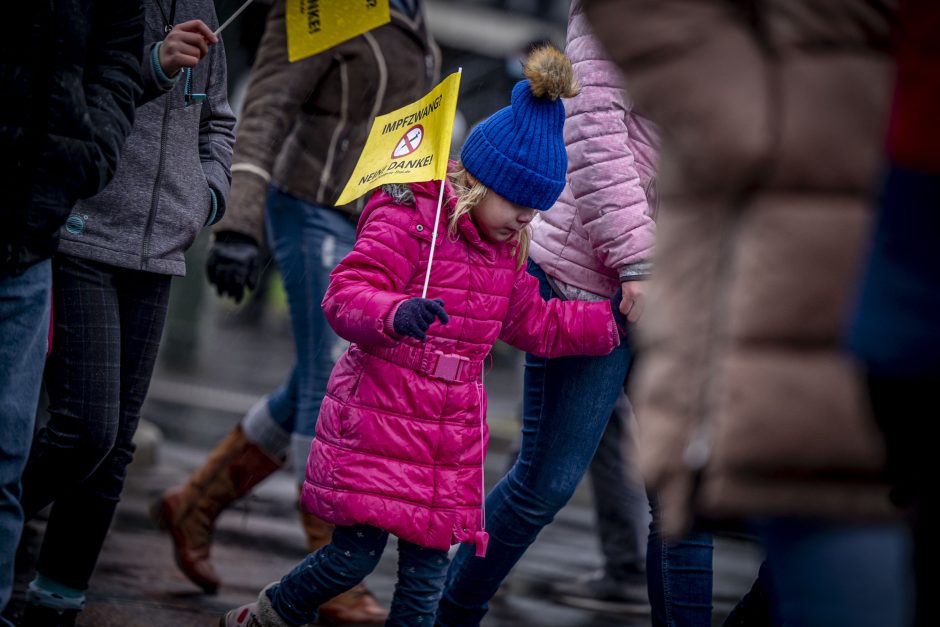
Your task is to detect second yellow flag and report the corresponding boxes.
[286,0,390,62]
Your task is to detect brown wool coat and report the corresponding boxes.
[216,0,439,244]
[583,0,897,536]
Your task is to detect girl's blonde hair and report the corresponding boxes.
[446,166,531,269]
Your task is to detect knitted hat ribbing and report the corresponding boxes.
[460,47,578,211]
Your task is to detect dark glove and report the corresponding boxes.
[206,231,260,303]
[393,298,449,341]
[610,287,628,337]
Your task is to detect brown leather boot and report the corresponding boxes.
[299,501,388,625]
[152,425,283,594]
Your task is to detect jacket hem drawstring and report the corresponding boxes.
[475,368,489,557]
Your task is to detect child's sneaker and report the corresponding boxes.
[220,583,312,627]
[219,600,264,627]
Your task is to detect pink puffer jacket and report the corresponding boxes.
[529,0,659,298]
[300,176,620,556]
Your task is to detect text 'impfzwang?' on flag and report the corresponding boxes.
[335,71,462,205]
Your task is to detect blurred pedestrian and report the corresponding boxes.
[848,1,940,624]
[584,0,909,626]
[151,0,438,622]
[547,395,651,613]
[438,4,714,626]
[14,2,234,625]
[0,2,144,625]
[221,46,627,627]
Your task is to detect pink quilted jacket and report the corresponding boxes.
[300,175,620,556]
[529,0,660,297]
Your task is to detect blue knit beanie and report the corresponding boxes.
[460,47,578,211]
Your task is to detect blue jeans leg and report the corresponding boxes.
[264,187,355,481]
[244,368,298,459]
[646,497,714,627]
[437,260,634,626]
[0,260,51,625]
[389,541,450,626]
[759,519,913,627]
[267,525,388,625]
[265,367,299,436]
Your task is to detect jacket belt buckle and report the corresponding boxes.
[430,352,466,381]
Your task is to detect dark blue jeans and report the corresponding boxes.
[0,260,51,626]
[268,524,450,626]
[647,498,714,626]
[758,519,912,627]
[437,260,641,625]
[255,187,355,480]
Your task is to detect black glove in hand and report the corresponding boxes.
[610,287,628,337]
[393,298,449,341]
[206,231,260,303]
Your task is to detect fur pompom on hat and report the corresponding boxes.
[524,46,580,101]
[460,46,578,211]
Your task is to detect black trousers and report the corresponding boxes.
[21,255,170,590]
[867,374,938,627]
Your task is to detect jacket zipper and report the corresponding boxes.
[321,32,388,207]
[317,59,349,205]
[141,97,172,266]
[478,378,485,527]
[474,374,489,557]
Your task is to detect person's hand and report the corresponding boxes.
[206,231,259,303]
[158,20,218,77]
[619,280,645,324]
[393,298,449,341]
[610,287,627,337]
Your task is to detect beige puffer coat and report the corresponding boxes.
[584,0,897,535]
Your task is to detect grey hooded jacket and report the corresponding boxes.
[58,0,236,276]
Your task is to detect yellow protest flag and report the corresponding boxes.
[286,0,390,63]
[335,71,462,206]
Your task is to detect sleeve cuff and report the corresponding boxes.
[205,187,219,226]
[619,261,653,282]
[383,301,404,339]
[152,42,182,88]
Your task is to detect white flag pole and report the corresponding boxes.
[214,0,254,36]
[421,181,447,299]
[421,67,463,299]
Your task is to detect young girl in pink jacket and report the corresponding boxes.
[222,47,626,627]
